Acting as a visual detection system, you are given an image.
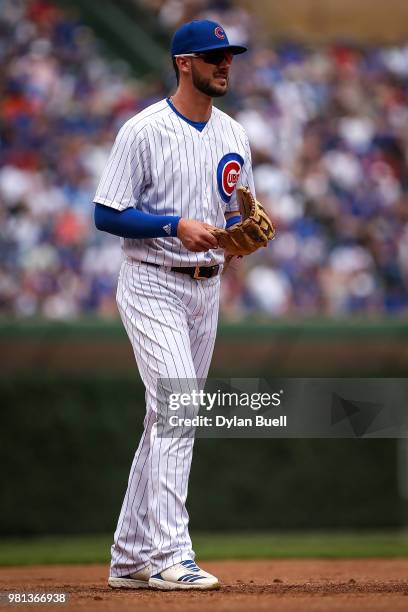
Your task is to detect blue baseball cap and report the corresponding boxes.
[171,19,247,57]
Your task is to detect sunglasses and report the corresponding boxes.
[175,50,233,65]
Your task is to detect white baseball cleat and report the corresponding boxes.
[149,559,220,590]
[108,566,150,589]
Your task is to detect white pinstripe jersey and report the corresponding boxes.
[94,98,255,267]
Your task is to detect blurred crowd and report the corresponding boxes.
[1,0,408,319]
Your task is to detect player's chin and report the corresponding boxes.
[210,82,228,97]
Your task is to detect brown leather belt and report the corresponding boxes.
[141,261,220,280]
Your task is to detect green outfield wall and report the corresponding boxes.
[1,318,407,376]
[0,319,406,536]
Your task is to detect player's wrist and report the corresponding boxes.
[226,215,241,228]
[176,217,186,238]
[170,216,182,237]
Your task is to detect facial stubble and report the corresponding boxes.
[191,63,229,98]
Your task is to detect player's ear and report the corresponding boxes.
[176,56,191,78]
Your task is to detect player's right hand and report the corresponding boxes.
[177,219,219,252]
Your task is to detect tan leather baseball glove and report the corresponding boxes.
[210,186,276,257]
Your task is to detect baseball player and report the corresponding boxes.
[93,19,272,591]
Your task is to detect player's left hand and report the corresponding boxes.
[209,186,276,257]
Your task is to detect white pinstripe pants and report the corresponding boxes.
[110,259,220,576]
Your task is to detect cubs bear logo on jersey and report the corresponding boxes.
[217,153,244,203]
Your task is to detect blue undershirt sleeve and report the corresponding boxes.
[94,203,181,239]
[226,215,241,228]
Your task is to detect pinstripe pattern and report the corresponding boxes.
[110,260,220,576]
[98,98,252,578]
[93,99,255,267]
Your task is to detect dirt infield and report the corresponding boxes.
[1,559,408,611]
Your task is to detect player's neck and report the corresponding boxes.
[170,90,212,123]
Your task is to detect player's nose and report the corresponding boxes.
[221,54,233,66]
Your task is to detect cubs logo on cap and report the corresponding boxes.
[217,153,244,203]
[171,19,247,56]
[214,26,225,40]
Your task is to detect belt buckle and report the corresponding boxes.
[193,265,208,280]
